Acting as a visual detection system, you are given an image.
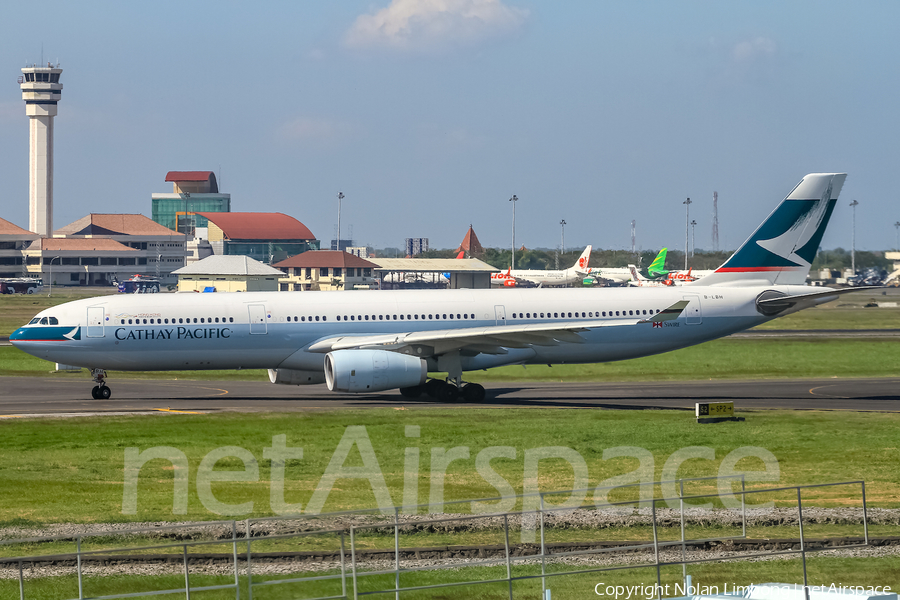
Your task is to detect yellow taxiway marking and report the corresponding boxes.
[153,408,204,414]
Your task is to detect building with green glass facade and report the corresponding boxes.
[151,171,231,234]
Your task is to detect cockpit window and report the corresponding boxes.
[39,317,49,325]
[49,317,58,325]
[29,318,39,324]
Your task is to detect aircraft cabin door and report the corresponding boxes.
[87,307,105,338]
[494,305,507,326]
[682,295,702,325]
[248,304,268,334]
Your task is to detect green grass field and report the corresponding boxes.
[1,408,898,525]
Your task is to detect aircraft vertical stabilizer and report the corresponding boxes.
[694,173,846,286]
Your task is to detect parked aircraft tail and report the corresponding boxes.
[693,173,846,286]
[647,248,668,279]
[573,246,593,273]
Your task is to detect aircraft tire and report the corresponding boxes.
[424,379,444,398]
[98,386,111,400]
[399,386,423,399]
[462,383,486,403]
[91,386,100,399]
[437,383,459,403]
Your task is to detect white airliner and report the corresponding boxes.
[491,246,592,287]
[12,173,861,403]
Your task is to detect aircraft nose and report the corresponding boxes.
[9,327,27,343]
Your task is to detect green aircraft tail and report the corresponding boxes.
[647,248,668,278]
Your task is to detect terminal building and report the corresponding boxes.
[198,212,319,264]
[151,171,230,235]
[22,214,187,286]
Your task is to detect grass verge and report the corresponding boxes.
[1,409,899,524]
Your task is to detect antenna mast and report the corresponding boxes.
[631,220,636,255]
[712,191,719,252]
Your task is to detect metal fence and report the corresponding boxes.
[0,478,869,600]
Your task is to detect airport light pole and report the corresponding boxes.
[560,219,566,255]
[850,199,858,274]
[509,195,518,269]
[690,219,697,258]
[337,192,344,252]
[894,221,900,251]
[683,197,692,269]
[47,256,60,296]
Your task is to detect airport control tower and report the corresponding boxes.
[20,63,63,237]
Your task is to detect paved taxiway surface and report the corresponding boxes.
[0,376,897,416]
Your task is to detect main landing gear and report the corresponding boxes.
[90,368,112,400]
[399,379,486,403]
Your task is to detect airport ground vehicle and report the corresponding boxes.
[115,275,161,294]
[0,278,43,294]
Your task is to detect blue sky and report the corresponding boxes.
[1,1,898,252]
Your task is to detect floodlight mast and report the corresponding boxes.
[509,195,518,269]
[850,199,858,273]
[683,198,692,269]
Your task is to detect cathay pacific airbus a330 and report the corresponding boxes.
[12,173,859,403]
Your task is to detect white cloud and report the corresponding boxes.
[344,0,528,52]
[732,37,777,63]
[281,117,352,142]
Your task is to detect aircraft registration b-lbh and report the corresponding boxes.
[12,173,859,403]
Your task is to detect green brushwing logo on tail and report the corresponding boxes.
[647,248,668,278]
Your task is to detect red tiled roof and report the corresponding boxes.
[274,251,376,269]
[456,225,484,258]
[166,171,214,182]
[55,214,185,237]
[40,238,137,252]
[198,212,315,241]
[0,217,37,236]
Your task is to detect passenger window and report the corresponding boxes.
[429,314,433,319]
[128,319,132,324]
[229,317,234,322]
[407,315,411,320]
[443,314,447,319]
[463,314,467,319]
[629,310,633,316]
[568,312,572,318]
[400,315,404,320]
[315,316,320,321]
[379,315,383,320]
[200,318,205,323]
[366,315,370,320]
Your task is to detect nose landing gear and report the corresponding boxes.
[89,368,112,400]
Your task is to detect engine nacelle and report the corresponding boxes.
[268,368,326,385]
[325,349,427,393]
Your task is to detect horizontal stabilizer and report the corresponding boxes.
[756,287,881,316]
[639,300,690,323]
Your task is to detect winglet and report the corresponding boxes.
[639,300,690,323]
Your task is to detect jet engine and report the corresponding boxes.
[325,349,427,393]
[268,368,327,385]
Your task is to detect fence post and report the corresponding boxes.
[394,507,400,600]
[340,532,348,599]
[679,479,686,587]
[183,544,191,600]
[504,514,513,600]
[539,493,547,596]
[351,527,358,600]
[231,521,239,600]
[246,520,253,600]
[797,488,809,600]
[741,475,747,538]
[18,560,24,600]
[652,499,661,600]
[861,481,869,545]
[77,535,84,600]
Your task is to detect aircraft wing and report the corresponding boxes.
[308,299,691,356]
